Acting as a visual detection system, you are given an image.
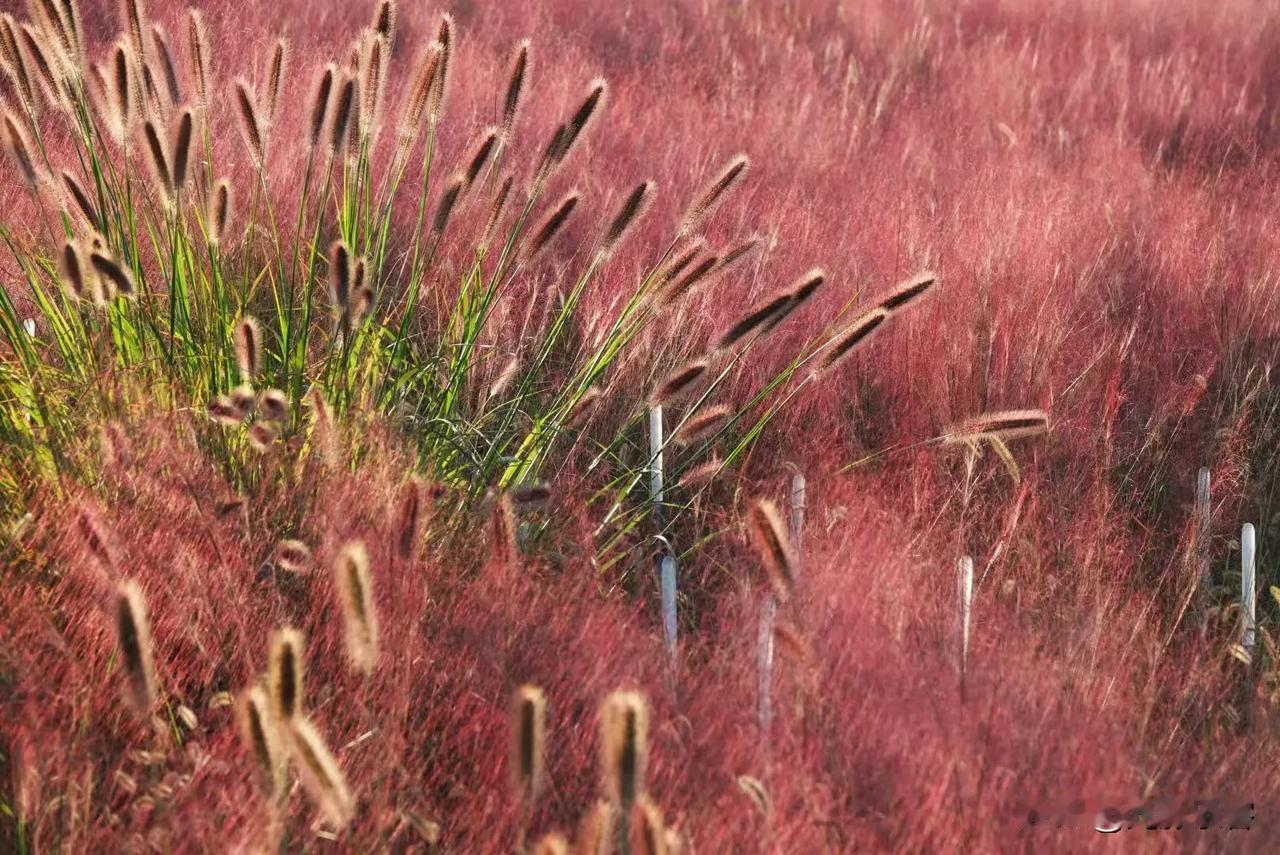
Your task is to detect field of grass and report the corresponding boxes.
[1,0,1279,851]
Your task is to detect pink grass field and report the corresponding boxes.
[3,0,1280,851]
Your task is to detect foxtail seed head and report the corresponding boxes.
[333,541,379,674]
[234,316,261,381]
[268,626,304,721]
[234,80,264,166]
[511,684,547,802]
[237,684,285,797]
[600,690,648,808]
[286,716,355,829]
[651,358,709,406]
[522,191,579,260]
[678,153,749,235]
[170,108,193,192]
[308,63,335,149]
[601,181,654,256]
[501,39,529,135]
[115,579,157,714]
[265,38,288,125]
[150,24,179,106]
[208,179,231,245]
[874,270,938,313]
[943,409,1049,443]
[747,498,797,602]
[186,9,209,107]
[394,477,424,562]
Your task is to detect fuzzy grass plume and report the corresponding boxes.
[333,541,379,674]
[114,579,157,715]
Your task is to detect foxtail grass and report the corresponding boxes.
[333,540,379,674]
[115,579,157,715]
[747,498,797,602]
[268,626,304,721]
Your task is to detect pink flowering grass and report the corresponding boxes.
[2,0,1280,851]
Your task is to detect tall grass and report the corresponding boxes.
[0,0,926,582]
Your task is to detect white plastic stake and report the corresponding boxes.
[649,407,677,681]
[648,407,664,510]
[1196,468,1211,589]
[1242,523,1256,656]
[660,553,677,657]
[958,555,973,699]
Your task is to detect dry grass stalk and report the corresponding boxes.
[247,422,277,452]
[429,14,453,124]
[89,251,135,298]
[359,33,386,142]
[432,173,465,234]
[718,268,824,349]
[661,253,719,303]
[481,173,515,250]
[308,63,335,149]
[566,387,603,428]
[397,44,440,151]
[373,0,396,41]
[121,0,146,63]
[328,240,352,312]
[59,240,86,301]
[60,169,97,226]
[2,110,37,186]
[330,74,357,154]
[676,458,723,490]
[141,119,170,190]
[229,383,256,419]
[464,127,499,187]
